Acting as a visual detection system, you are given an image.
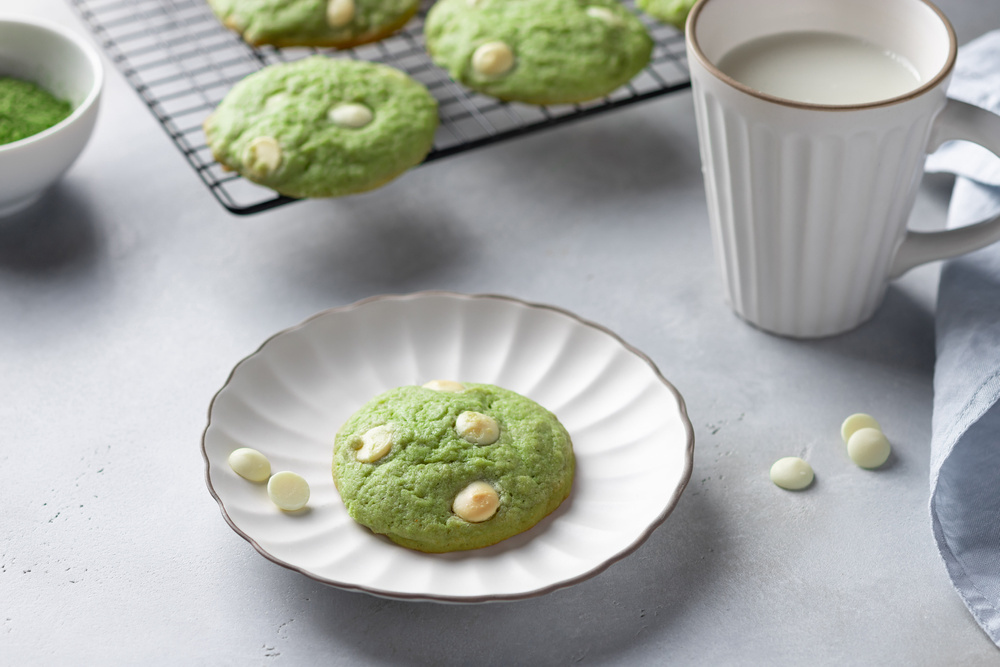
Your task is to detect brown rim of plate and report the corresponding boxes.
[200,290,696,604]
[684,0,958,112]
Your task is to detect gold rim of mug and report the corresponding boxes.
[685,0,958,111]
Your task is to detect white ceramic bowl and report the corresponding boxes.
[0,17,103,217]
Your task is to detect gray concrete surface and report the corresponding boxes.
[2,0,998,663]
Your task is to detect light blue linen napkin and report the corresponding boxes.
[924,29,1000,647]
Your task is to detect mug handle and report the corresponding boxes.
[889,99,1000,279]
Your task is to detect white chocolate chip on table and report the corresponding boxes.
[452,480,500,522]
[840,413,891,469]
[228,447,271,482]
[471,41,515,77]
[244,136,282,175]
[357,423,395,462]
[267,471,310,511]
[455,411,500,445]
[769,456,814,490]
[422,379,466,393]
[840,413,881,444]
[328,103,373,129]
[847,427,891,469]
[326,0,355,27]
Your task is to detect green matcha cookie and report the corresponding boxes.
[635,0,696,30]
[207,0,419,48]
[333,382,575,553]
[203,57,438,199]
[424,0,653,105]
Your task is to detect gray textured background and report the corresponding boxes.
[2,0,998,663]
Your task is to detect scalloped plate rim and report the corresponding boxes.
[202,291,695,603]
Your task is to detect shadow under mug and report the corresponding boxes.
[686,0,1000,338]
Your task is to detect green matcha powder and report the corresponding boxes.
[0,77,72,146]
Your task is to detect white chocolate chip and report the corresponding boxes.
[471,41,515,77]
[452,480,499,522]
[328,103,373,128]
[245,136,282,175]
[223,15,247,32]
[840,413,881,443]
[267,471,310,511]
[357,424,395,462]
[456,411,500,445]
[228,447,271,482]
[422,379,466,393]
[326,0,355,27]
[769,456,814,490]
[585,6,623,26]
[265,92,287,110]
[847,427,891,469]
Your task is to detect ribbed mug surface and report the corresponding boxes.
[690,67,944,337]
[683,0,968,337]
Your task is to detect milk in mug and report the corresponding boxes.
[715,31,923,105]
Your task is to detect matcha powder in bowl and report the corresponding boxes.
[0,77,72,146]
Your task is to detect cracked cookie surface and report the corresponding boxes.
[425,0,653,104]
[203,57,438,198]
[207,0,419,48]
[333,382,575,552]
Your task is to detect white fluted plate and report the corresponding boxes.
[203,292,694,602]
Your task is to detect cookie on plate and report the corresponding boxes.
[207,0,419,48]
[424,0,653,105]
[635,0,696,30]
[332,381,575,553]
[203,57,438,199]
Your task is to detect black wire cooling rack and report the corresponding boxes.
[69,0,692,215]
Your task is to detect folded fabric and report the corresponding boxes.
[925,29,1000,647]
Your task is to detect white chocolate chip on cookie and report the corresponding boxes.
[326,0,355,27]
[223,14,247,32]
[228,447,271,482]
[329,103,374,128]
[267,471,310,511]
[357,424,395,462]
[422,380,466,393]
[245,136,282,175]
[585,6,623,25]
[453,480,499,522]
[471,41,515,77]
[456,411,500,445]
[265,93,288,110]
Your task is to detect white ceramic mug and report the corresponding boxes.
[686,0,1000,338]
